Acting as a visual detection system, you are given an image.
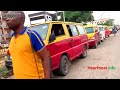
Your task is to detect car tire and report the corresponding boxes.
[59,55,71,76]
[80,45,87,58]
[98,41,101,44]
[94,42,98,49]
[101,39,104,42]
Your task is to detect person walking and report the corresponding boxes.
[112,26,117,36]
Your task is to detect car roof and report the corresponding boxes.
[29,21,83,27]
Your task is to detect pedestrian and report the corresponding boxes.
[112,26,117,36]
[6,11,51,79]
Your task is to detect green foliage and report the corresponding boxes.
[103,20,114,26]
[59,11,94,23]
[0,66,9,78]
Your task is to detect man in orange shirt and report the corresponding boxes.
[6,11,50,79]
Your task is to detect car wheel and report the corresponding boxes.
[101,39,104,42]
[98,41,101,44]
[59,55,71,76]
[80,45,87,58]
[94,42,98,49]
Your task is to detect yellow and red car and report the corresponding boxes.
[108,26,114,34]
[103,25,111,38]
[84,24,101,48]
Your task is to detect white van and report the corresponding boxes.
[98,25,105,42]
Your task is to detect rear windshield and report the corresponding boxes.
[85,27,94,34]
[30,24,49,40]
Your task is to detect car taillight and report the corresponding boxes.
[7,50,10,55]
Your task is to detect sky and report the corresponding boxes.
[24,11,120,27]
[92,11,120,25]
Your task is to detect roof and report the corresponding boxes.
[30,21,83,27]
[84,24,97,28]
[97,25,104,27]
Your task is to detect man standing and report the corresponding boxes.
[6,11,50,79]
[112,26,117,36]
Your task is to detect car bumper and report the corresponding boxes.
[88,39,96,47]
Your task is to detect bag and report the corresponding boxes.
[27,30,54,79]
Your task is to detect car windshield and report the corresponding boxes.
[30,24,49,40]
[99,27,103,31]
[85,27,94,34]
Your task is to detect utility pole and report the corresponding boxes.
[44,11,46,22]
[56,11,58,21]
[63,11,65,22]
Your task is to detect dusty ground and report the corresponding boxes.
[54,31,120,79]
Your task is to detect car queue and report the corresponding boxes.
[5,21,114,76]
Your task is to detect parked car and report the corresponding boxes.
[103,26,110,38]
[108,26,114,34]
[84,24,101,48]
[98,25,105,42]
[5,21,89,76]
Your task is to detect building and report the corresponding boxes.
[91,18,114,25]
[28,11,63,25]
[0,11,13,58]
[0,11,12,44]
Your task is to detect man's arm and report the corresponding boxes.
[37,47,50,79]
[30,30,50,79]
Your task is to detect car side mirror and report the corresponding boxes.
[49,33,56,43]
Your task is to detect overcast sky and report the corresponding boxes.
[24,11,120,26]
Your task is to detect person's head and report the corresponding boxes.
[6,11,25,31]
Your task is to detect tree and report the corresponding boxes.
[103,19,114,26]
[59,11,94,23]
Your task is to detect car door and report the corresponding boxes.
[76,24,88,51]
[66,24,81,59]
[47,23,71,68]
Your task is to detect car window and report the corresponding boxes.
[66,25,79,36]
[85,27,94,34]
[30,24,49,40]
[76,25,85,34]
